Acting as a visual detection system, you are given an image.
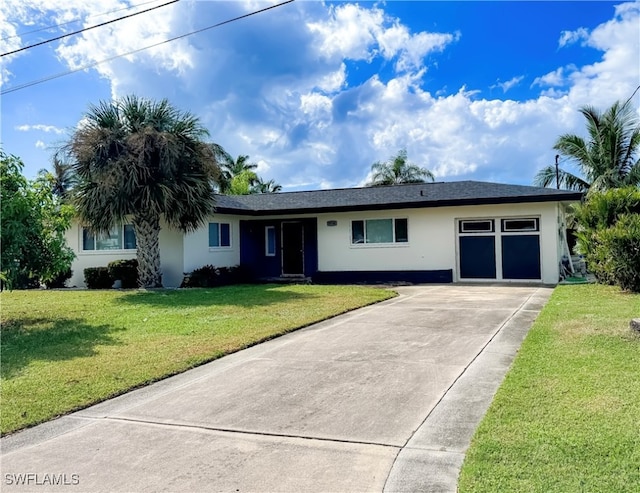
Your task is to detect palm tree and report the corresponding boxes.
[252,177,282,193]
[39,151,76,199]
[368,149,435,186]
[534,100,640,192]
[67,95,221,288]
[218,154,258,193]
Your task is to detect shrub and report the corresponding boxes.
[14,273,40,290]
[595,214,640,292]
[44,269,73,289]
[107,259,139,289]
[84,267,114,289]
[180,265,247,288]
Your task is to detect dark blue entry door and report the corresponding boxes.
[459,236,496,279]
[282,222,304,275]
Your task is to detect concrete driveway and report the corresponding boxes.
[1,285,552,492]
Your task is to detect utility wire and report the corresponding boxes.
[1,0,180,57]
[624,84,640,106]
[1,0,164,42]
[1,0,294,95]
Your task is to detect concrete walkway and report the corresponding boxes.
[1,285,552,492]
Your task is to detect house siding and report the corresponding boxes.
[64,192,572,288]
[314,202,561,284]
[66,220,184,288]
[182,214,243,275]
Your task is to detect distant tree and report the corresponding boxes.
[43,151,77,199]
[368,149,435,186]
[0,151,75,290]
[534,100,640,192]
[228,170,259,195]
[218,154,258,193]
[66,95,221,288]
[252,177,282,193]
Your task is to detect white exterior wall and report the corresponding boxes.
[182,214,242,274]
[316,201,562,284]
[66,220,185,288]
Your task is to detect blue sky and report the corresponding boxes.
[1,1,639,191]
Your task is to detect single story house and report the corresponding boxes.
[64,180,583,287]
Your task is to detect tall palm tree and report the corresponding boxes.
[218,154,258,193]
[368,149,435,186]
[534,100,640,192]
[67,95,221,287]
[252,177,282,193]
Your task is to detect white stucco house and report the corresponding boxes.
[64,181,583,287]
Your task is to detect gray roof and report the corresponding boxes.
[214,181,583,216]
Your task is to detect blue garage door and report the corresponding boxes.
[459,236,497,279]
[501,235,541,280]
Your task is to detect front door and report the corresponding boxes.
[282,222,304,276]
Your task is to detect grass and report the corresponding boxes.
[0,284,394,435]
[458,284,640,493]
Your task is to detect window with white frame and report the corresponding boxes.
[265,226,276,256]
[459,219,495,234]
[501,218,539,232]
[82,225,136,251]
[351,218,408,244]
[209,222,231,248]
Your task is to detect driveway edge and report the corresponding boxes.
[383,287,553,493]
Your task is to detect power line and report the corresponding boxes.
[624,84,640,106]
[1,0,164,43]
[1,0,180,58]
[1,0,295,96]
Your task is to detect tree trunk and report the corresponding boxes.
[133,213,163,288]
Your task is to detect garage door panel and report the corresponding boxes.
[501,235,541,280]
[459,236,496,279]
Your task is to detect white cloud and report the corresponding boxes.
[558,27,589,47]
[532,67,569,87]
[15,124,65,134]
[307,3,457,72]
[491,76,525,93]
[199,1,640,189]
[35,140,46,149]
[2,1,638,190]
[1,0,197,98]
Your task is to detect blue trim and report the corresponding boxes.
[313,270,453,284]
[240,219,318,279]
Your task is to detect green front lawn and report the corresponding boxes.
[459,284,640,492]
[1,284,394,435]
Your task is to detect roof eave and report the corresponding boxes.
[213,192,584,216]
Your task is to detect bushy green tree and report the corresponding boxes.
[0,152,75,290]
[573,187,640,291]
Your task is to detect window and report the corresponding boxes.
[82,225,136,251]
[501,218,539,232]
[459,219,494,233]
[351,218,408,244]
[209,222,231,248]
[265,226,276,256]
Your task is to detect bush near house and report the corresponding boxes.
[574,187,640,292]
[84,267,114,289]
[107,259,139,289]
[181,265,248,288]
[43,269,73,289]
[594,214,640,292]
